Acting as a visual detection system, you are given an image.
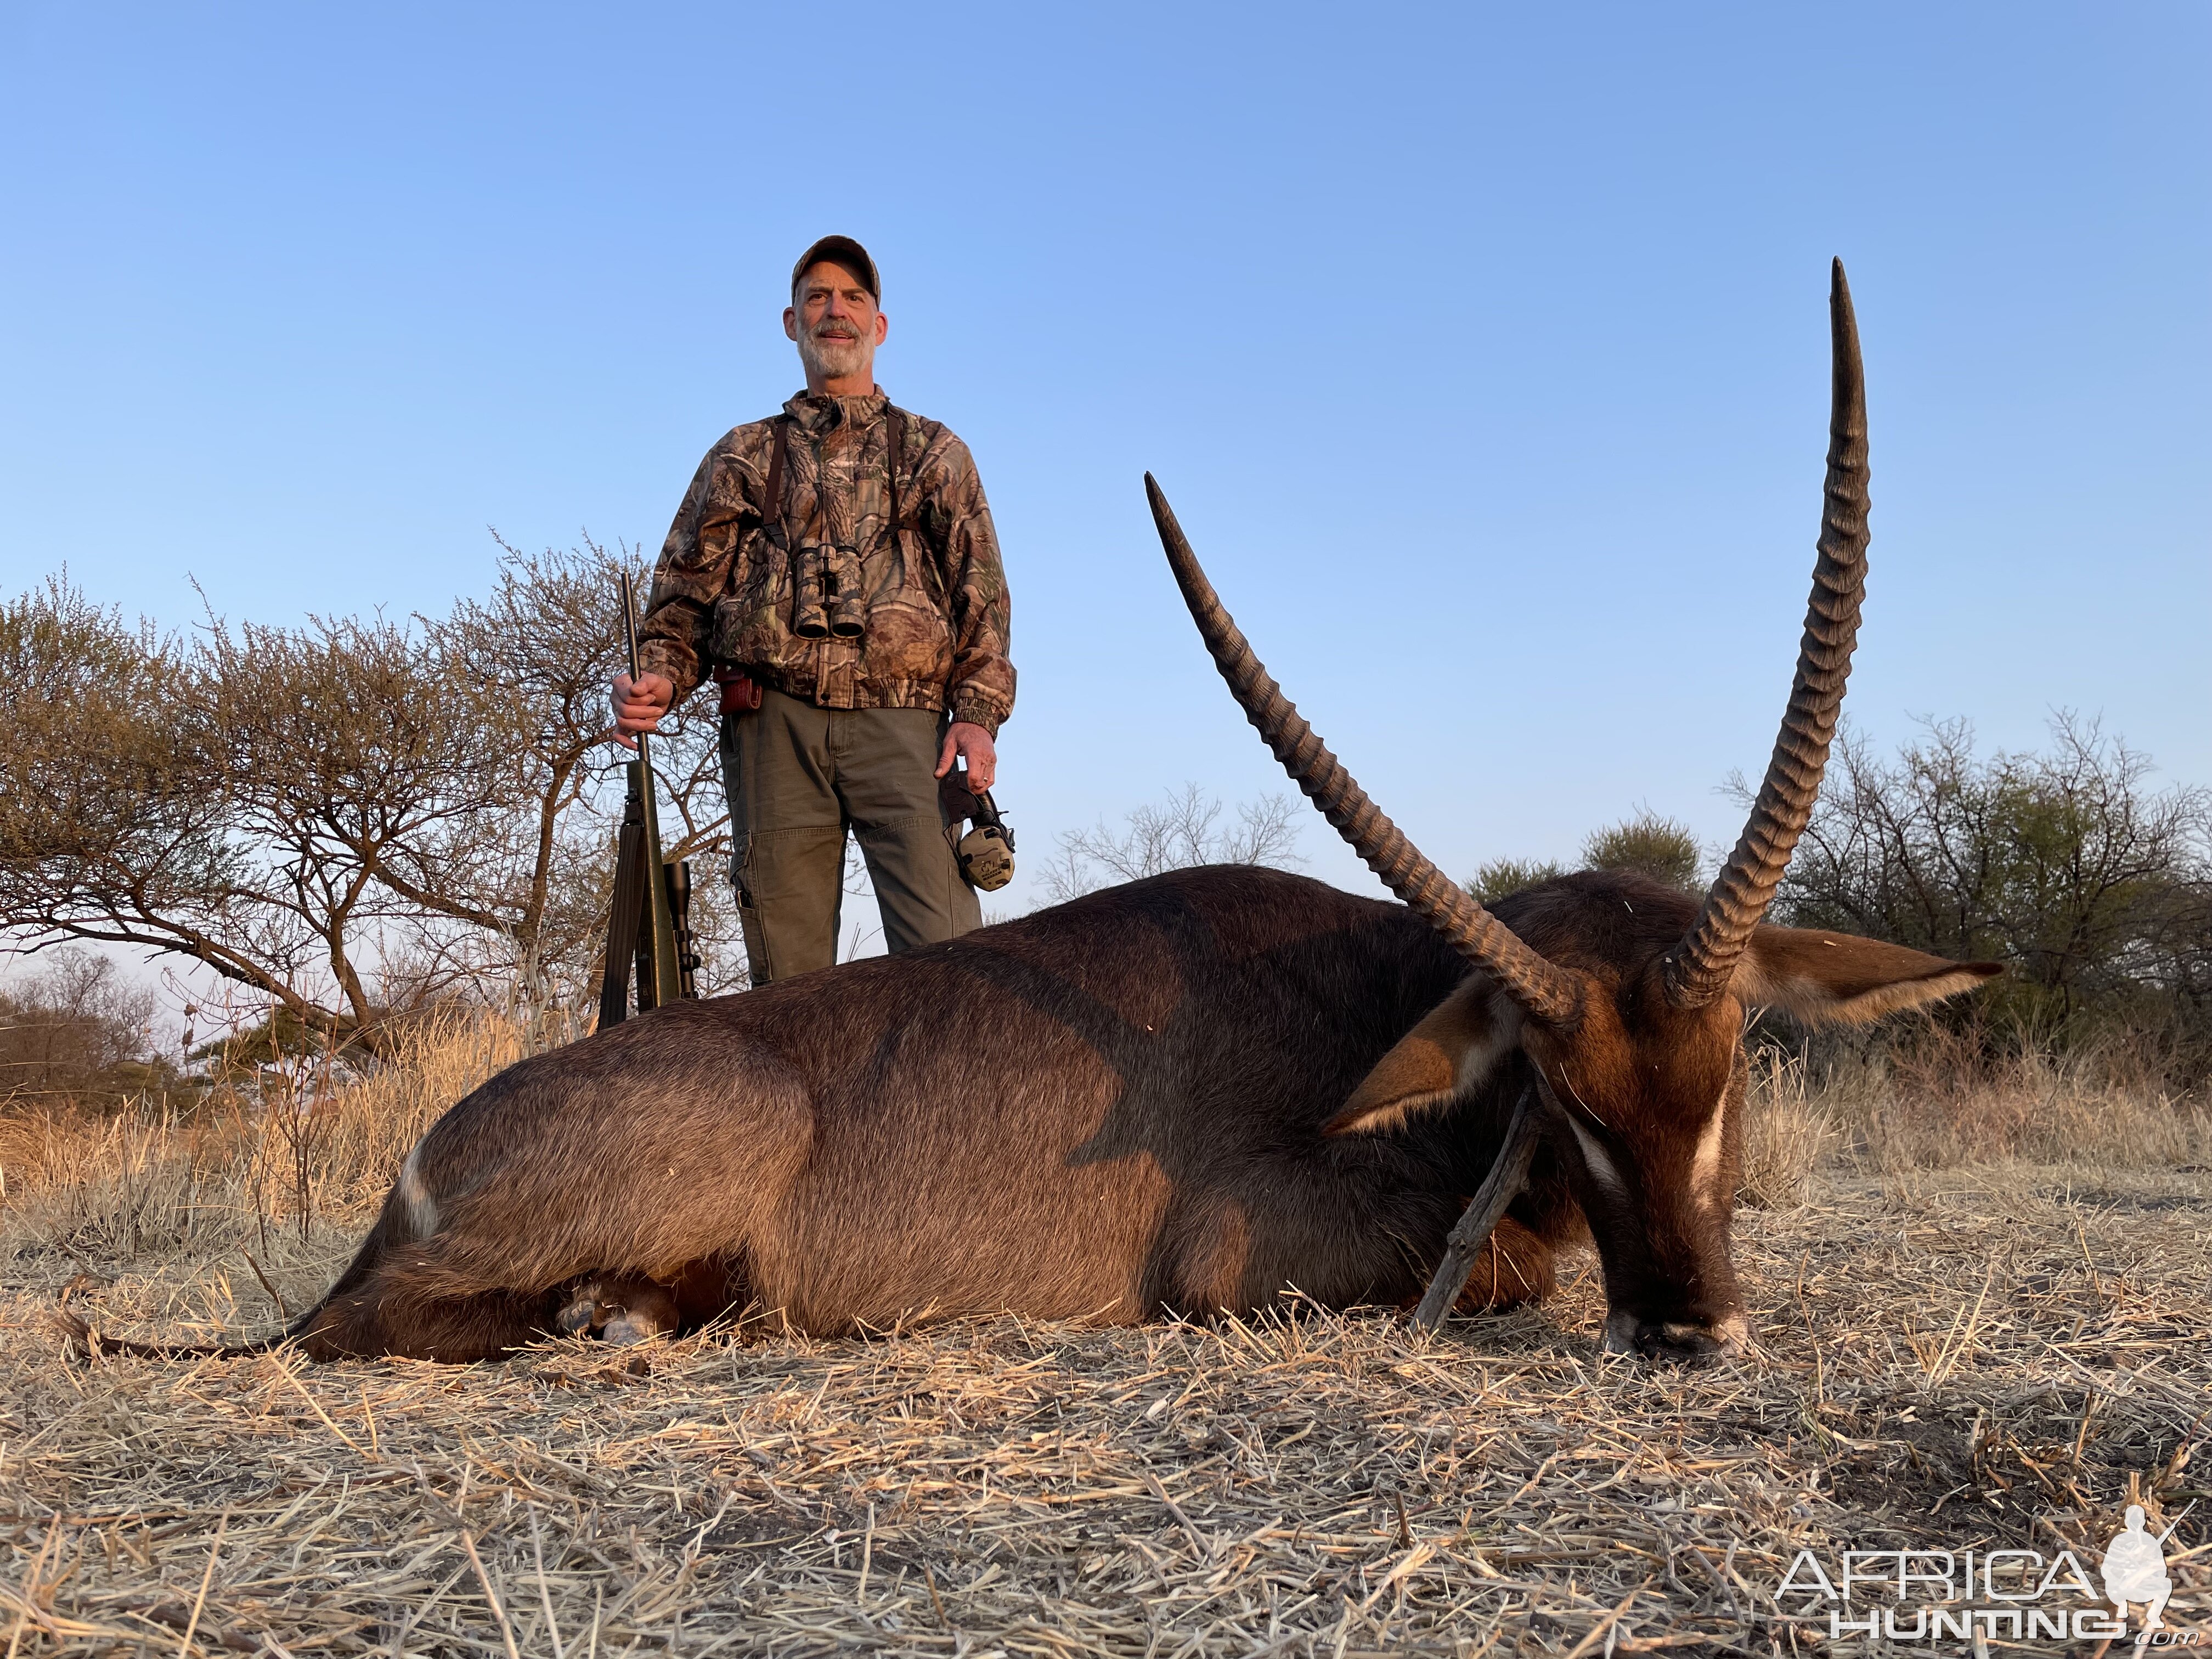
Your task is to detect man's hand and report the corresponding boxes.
[611,672,674,749]
[935,721,997,793]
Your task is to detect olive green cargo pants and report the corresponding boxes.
[720,687,981,984]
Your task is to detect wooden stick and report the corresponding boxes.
[1412,1085,1540,1331]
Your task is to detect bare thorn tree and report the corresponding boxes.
[1038,785,1304,906]
[0,576,349,1039]
[0,548,744,1053]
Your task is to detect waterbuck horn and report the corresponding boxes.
[1146,476,1584,1029]
[1664,258,1871,1008]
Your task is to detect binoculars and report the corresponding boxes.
[793,541,867,641]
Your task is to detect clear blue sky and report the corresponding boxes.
[4,3,2206,911]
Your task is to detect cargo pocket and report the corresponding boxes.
[731,838,772,987]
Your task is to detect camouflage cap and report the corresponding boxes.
[791,235,880,302]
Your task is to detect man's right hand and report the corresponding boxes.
[611,672,675,749]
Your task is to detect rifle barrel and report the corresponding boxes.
[619,570,652,771]
[613,572,684,1007]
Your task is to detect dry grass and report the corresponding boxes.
[1737,1052,1836,1211]
[1,1019,2207,1655]
[1743,1028,2212,1182]
[0,1012,530,1277]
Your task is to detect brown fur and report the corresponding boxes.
[82,866,1993,1365]
[1338,876,1999,1356]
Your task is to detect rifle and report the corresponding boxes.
[597,572,702,1025]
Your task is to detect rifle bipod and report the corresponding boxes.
[599,569,702,1026]
[597,758,701,1024]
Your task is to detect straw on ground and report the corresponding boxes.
[0,1019,2205,1655]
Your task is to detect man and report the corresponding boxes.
[612,236,1014,983]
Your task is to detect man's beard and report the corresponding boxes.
[798,323,870,383]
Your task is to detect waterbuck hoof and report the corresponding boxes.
[557,1274,679,1345]
[601,1311,667,1346]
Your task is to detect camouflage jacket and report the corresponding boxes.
[636,391,1014,733]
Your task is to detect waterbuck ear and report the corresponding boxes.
[1324,979,1517,1136]
[1739,926,2003,1026]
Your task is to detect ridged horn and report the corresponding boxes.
[1665,258,1871,1008]
[1146,476,1584,1029]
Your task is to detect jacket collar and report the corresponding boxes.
[784,388,888,435]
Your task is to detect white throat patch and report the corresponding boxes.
[1691,1087,1729,1212]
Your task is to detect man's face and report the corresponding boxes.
[785,262,887,385]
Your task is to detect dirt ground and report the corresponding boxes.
[1,1164,2205,1656]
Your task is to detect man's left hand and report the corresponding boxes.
[935,721,997,793]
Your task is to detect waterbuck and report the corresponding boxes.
[84,261,1995,1365]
